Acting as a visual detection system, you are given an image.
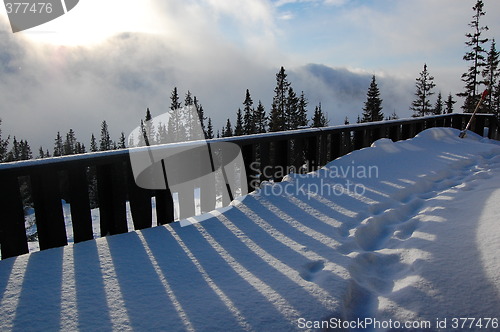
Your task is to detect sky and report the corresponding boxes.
[0,0,499,152]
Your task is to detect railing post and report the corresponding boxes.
[68,166,94,243]
[0,175,29,258]
[305,136,318,172]
[242,144,258,193]
[330,132,342,160]
[126,160,153,230]
[474,115,485,136]
[96,162,128,236]
[389,124,401,142]
[273,140,289,181]
[31,171,68,250]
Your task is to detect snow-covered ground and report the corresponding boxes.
[1,127,500,331]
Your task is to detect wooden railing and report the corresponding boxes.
[0,113,498,259]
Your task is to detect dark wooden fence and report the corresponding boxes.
[0,113,498,259]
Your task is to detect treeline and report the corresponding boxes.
[0,1,498,164]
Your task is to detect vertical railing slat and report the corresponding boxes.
[126,160,153,230]
[96,163,128,236]
[0,175,29,258]
[68,167,93,243]
[31,171,67,250]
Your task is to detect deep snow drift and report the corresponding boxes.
[1,127,500,331]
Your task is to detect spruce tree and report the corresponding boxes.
[38,146,45,159]
[285,87,298,130]
[312,103,328,127]
[445,93,456,114]
[194,96,206,134]
[223,119,233,137]
[63,129,77,155]
[410,64,436,117]
[99,120,112,151]
[361,75,384,122]
[483,39,499,113]
[118,132,126,149]
[169,87,182,141]
[296,91,309,128]
[433,92,444,115]
[269,66,290,132]
[234,109,244,136]
[90,134,98,152]
[53,132,63,157]
[254,100,267,133]
[206,117,214,139]
[243,89,255,135]
[144,108,155,145]
[458,0,489,112]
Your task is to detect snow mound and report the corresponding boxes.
[1,128,500,331]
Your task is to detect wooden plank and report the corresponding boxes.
[68,167,93,243]
[96,163,128,236]
[329,132,342,160]
[273,140,288,182]
[305,136,318,172]
[242,144,258,193]
[0,175,29,259]
[126,161,153,230]
[259,141,271,182]
[155,190,174,225]
[30,171,67,251]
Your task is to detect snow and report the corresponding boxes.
[1,127,500,331]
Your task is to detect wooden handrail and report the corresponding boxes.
[0,113,498,259]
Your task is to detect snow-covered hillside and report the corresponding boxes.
[1,127,500,331]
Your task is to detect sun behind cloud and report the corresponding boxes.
[12,0,164,46]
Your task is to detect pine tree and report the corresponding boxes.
[53,132,63,157]
[269,66,290,132]
[410,64,436,117]
[458,0,489,112]
[156,123,168,144]
[206,117,214,139]
[445,93,456,114]
[38,146,45,159]
[0,119,9,162]
[483,39,499,113]
[144,108,155,145]
[222,119,233,137]
[118,132,126,149]
[8,136,20,161]
[254,100,267,133]
[344,116,350,125]
[361,75,384,122]
[63,129,77,155]
[75,142,86,154]
[90,134,98,152]
[433,92,444,115]
[312,103,328,127]
[99,120,112,151]
[243,89,255,135]
[296,91,309,128]
[234,109,244,136]
[284,87,298,130]
[169,87,182,141]
[387,111,399,120]
[19,140,32,160]
[194,96,206,135]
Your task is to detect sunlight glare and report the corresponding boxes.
[18,0,163,46]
